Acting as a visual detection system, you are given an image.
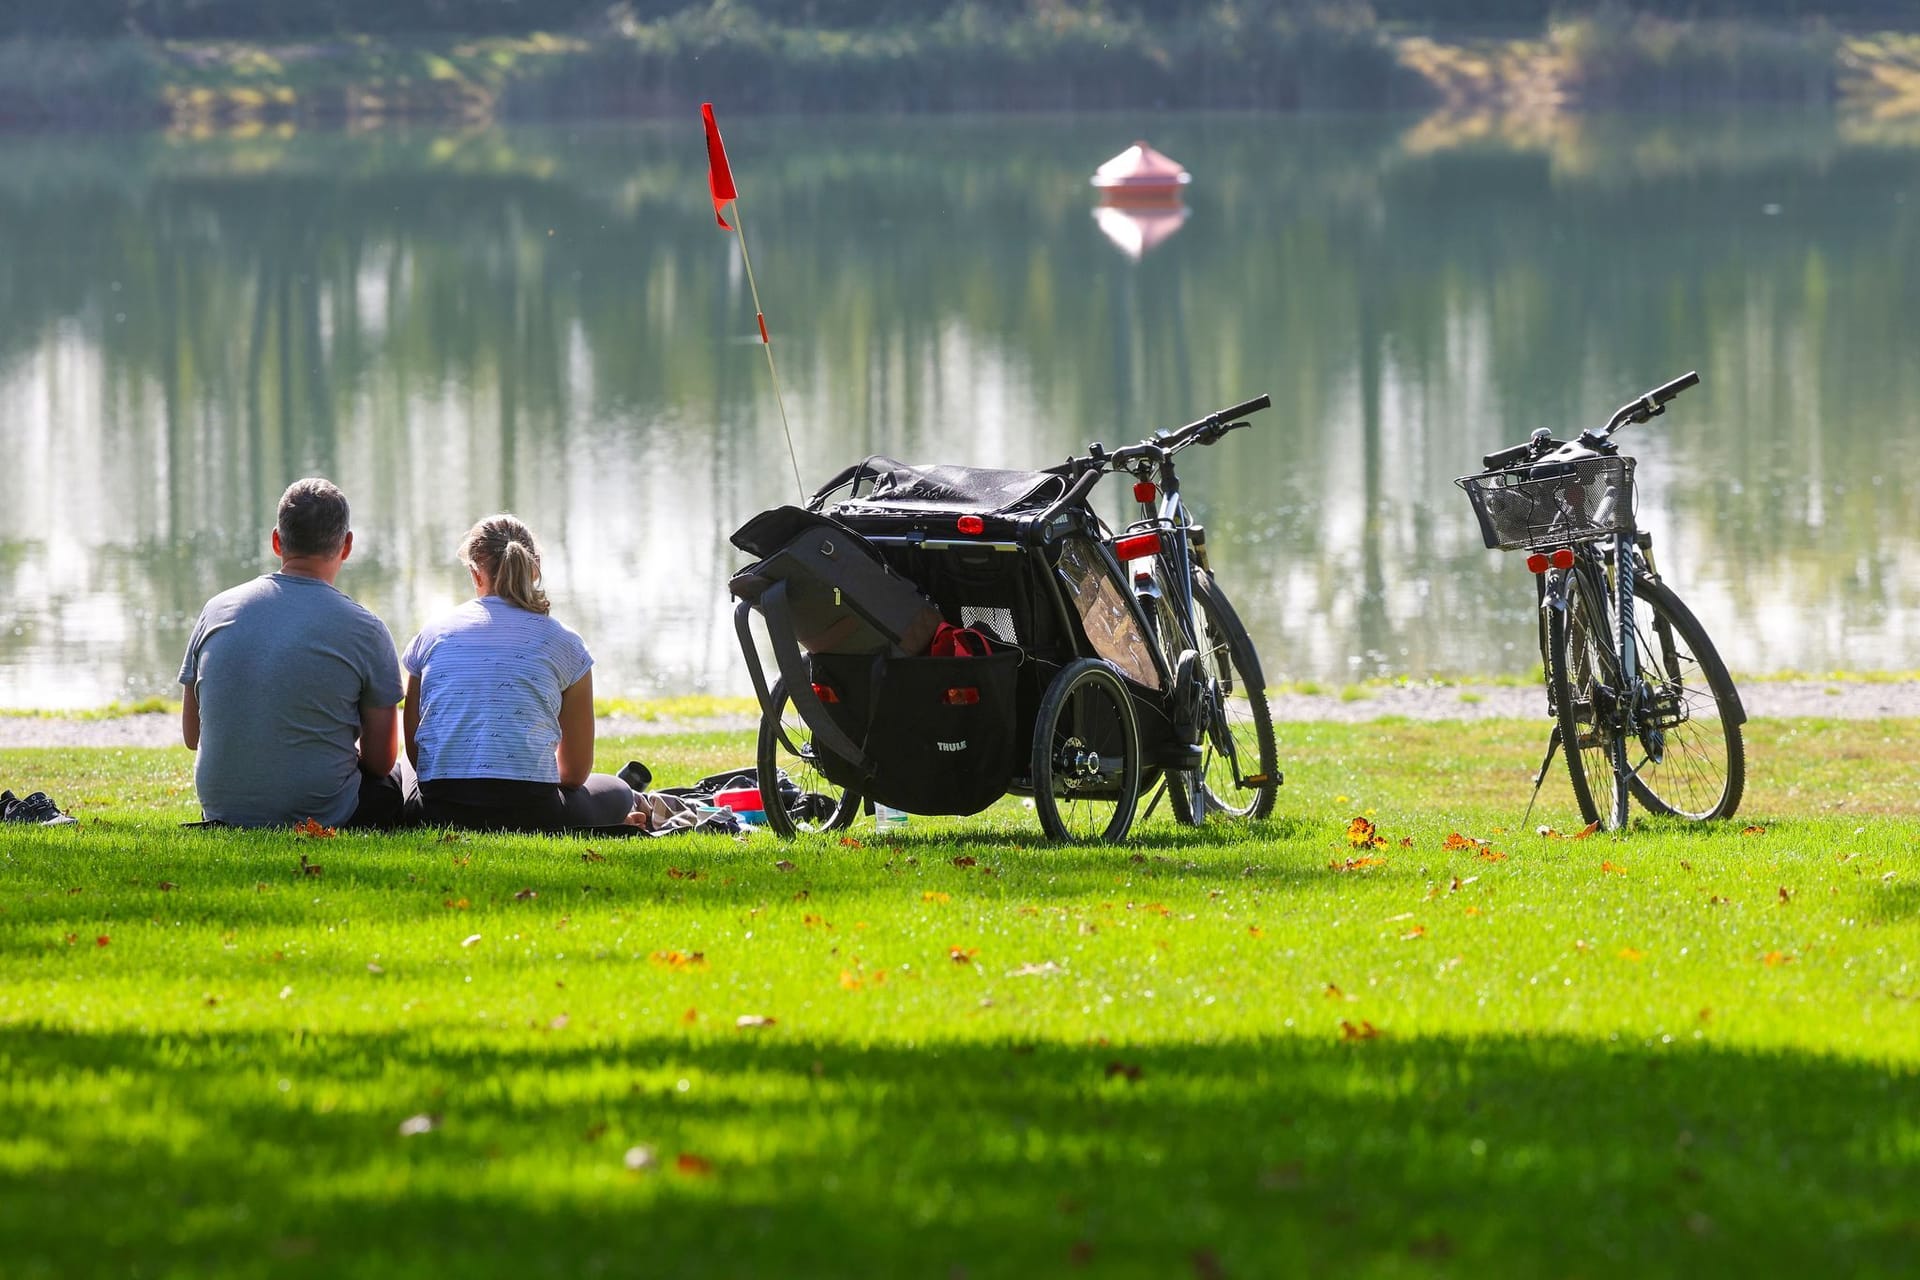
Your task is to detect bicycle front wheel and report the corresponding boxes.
[1549,566,1629,831]
[1167,573,1279,823]
[1624,575,1746,821]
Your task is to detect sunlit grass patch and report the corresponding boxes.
[1,719,1917,1277]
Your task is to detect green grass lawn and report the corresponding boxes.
[2,718,1917,1278]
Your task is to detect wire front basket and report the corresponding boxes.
[1456,456,1636,552]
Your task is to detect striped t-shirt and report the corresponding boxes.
[401,596,593,784]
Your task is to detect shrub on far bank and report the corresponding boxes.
[1557,12,1839,104]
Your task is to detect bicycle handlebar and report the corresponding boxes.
[1479,372,1699,471]
[1062,394,1275,476]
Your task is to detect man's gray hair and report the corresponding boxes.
[276,478,351,557]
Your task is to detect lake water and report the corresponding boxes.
[0,110,1915,708]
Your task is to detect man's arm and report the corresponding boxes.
[402,673,423,770]
[556,671,595,790]
[359,704,401,776]
[181,684,200,751]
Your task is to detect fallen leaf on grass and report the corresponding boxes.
[736,1014,776,1029]
[666,867,701,881]
[1762,951,1794,967]
[1570,821,1600,840]
[1601,861,1627,875]
[682,1008,699,1024]
[675,1152,714,1176]
[514,888,538,901]
[1248,925,1265,938]
[650,950,706,970]
[157,881,176,892]
[1443,832,1485,851]
[1778,886,1793,905]
[1340,1019,1381,1041]
[1324,983,1356,1001]
[922,891,951,903]
[1464,906,1483,916]
[444,897,470,911]
[950,946,978,964]
[838,837,863,849]
[1741,825,1767,837]
[1618,947,1645,961]
[1401,925,1427,941]
[1346,816,1389,849]
[295,818,336,840]
[773,859,794,872]
[95,935,110,947]
[802,913,832,930]
[952,855,977,867]
[298,854,323,878]
[1329,856,1387,872]
[581,851,606,864]
[1105,1061,1142,1082]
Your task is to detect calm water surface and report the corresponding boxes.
[1,110,1915,707]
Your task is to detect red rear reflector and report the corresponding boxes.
[956,515,985,535]
[811,683,840,704]
[943,687,980,706]
[1133,481,1157,503]
[1113,531,1161,561]
[1526,553,1549,575]
[1549,547,1576,570]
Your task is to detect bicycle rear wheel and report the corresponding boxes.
[1167,574,1278,824]
[1549,565,1630,831]
[756,679,863,838]
[1031,659,1142,844]
[1624,575,1746,821]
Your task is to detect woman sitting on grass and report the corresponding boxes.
[402,514,638,831]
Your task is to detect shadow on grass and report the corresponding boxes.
[1,1025,1915,1279]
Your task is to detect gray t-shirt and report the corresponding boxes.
[178,573,404,828]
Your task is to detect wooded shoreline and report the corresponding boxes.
[0,16,1914,130]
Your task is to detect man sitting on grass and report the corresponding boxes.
[179,478,418,829]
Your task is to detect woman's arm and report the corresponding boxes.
[403,673,423,769]
[556,670,595,789]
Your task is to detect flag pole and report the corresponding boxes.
[702,103,806,504]
[727,202,806,502]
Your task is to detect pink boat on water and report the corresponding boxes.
[1090,140,1191,205]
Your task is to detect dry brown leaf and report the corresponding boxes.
[581,850,606,864]
[295,818,337,840]
[1741,825,1767,837]
[950,946,978,965]
[1340,1019,1381,1041]
[736,1014,777,1029]
[1401,925,1427,941]
[1601,861,1627,875]
[1570,821,1601,840]
[1329,856,1387,873]
[1105,1061,1142,1082]
[513,888,537,901]
[1762,950,1794,967]
[1778,886,1793,905]
[922,891,950,903]
[1618,947,1645,961]
[952,856,977,868]
[675,1152,714,1176]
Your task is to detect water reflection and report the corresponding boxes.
[0,112,1914,706]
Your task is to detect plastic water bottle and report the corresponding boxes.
[875,803,910,829]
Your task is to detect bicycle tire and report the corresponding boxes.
[1031,659,1142,844]
[1167,574,1279,824]
[756,679,863,839]
[1550,564,1629,831]
[1623,575,1746,821]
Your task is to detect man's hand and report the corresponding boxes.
[359,704,402,776]
[181,685,200,751]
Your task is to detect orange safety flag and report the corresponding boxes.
[701,103,738,229]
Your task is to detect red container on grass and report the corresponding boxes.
[713,786,766,823]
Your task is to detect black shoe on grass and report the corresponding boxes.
[1,791,78,826]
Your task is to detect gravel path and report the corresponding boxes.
[3,681,1915,749]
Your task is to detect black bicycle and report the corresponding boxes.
[731,395,1282,843]
[1456,372,1746,830]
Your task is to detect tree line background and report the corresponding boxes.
[1,0,1908,39]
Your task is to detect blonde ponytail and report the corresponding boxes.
[460,514,551,615]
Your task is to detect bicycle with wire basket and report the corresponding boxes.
[1455,371,1746,831]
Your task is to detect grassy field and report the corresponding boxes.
[2,717,1917,1278]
